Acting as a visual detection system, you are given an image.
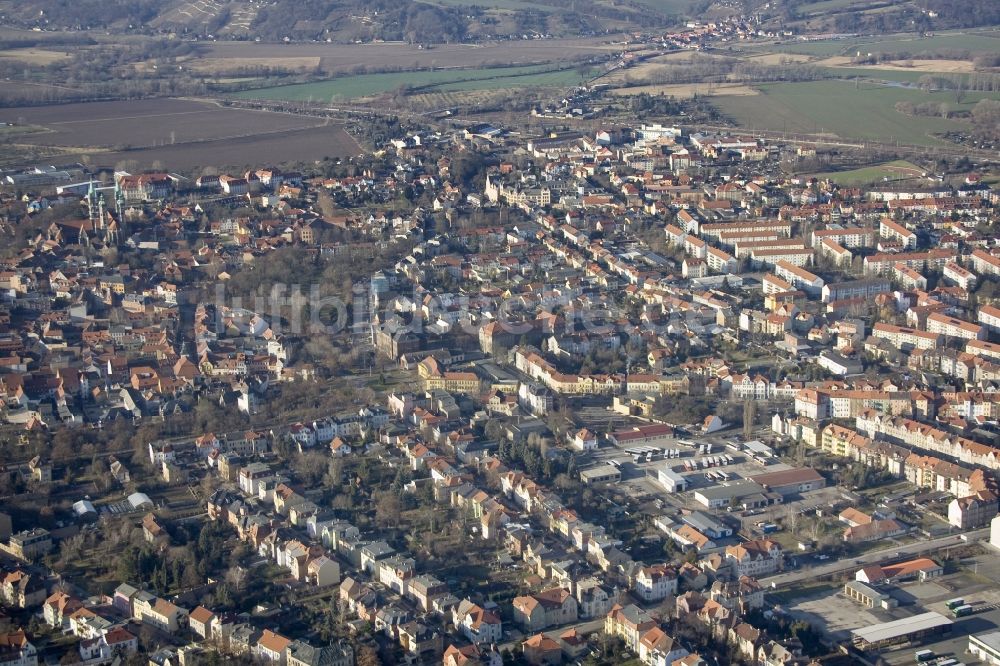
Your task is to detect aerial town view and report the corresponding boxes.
[0,0,999,665]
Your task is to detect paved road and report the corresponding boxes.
[761,528,989,588]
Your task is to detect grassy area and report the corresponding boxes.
[628,0,696,13]
[755,38,873,57]
[0,123,47,137]
[757,30,1000,57]
[797,0,870,14]
[232,63,583,101]
[768,582,838,604]
[824,67,934,84]
[810,159,924,186]
[854,31,1000,55]
[423,0,556,10]
[429,66,592,91]
[712,79,1000,146]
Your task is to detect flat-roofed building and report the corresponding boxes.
[580,465,622,485]
[657,467,688,493]
[970,630,1000,665]
[843,581,896,610]
[748,467,825,496]
[694,480,772,510]
[851,612,951,650]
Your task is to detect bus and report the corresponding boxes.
[945,598,964,610]
[914,649,935,662]
[952,604,974,618]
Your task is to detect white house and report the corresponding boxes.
[702,415,724,434]
[634,565,678,602]
[572,428,598,452]
[453,600,503,645]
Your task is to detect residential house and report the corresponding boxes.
[512,588,577,632]
[605,604,658,651]
[255,629,292,664]
[634,565,678,602]
[453,600,502,645]
[521,634,561,666]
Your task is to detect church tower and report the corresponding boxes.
[86,181,99,223]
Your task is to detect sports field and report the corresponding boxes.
[809,160,924,186]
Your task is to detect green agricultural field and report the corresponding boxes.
[712,79,1000,146]
[231,64,580,102]
[428,66,594,91]
[810,159,924,186]
[754,37,871,57]
[761,30,1000,57]
[855,31,1000,54]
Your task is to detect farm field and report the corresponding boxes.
[0,98,325,148]
[809,159,924,186]
[426,0,553,10]
[795,0,870,14]
[758,30,1000,57]
[821,67,932,84]
[627,0,696,13]
[200,38,626,75]
[429,66,592,92]
[711,79,1000,146]
[83,125,360,172]
[0,47,72,64]
[0,98,359,172]
[231,64,587,102]
[406,89,512,111]
[609,82,758,97]
[816,56,975,73]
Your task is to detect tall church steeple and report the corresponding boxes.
[86,180,99,223]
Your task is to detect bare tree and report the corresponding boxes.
[226,564,248,592]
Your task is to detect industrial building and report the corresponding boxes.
[851,612,952,650]
[843,581,896,610]
[748,467,826,497]
[970,631,1000,665]
[580,465,622,485]
[657,467,688,493]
